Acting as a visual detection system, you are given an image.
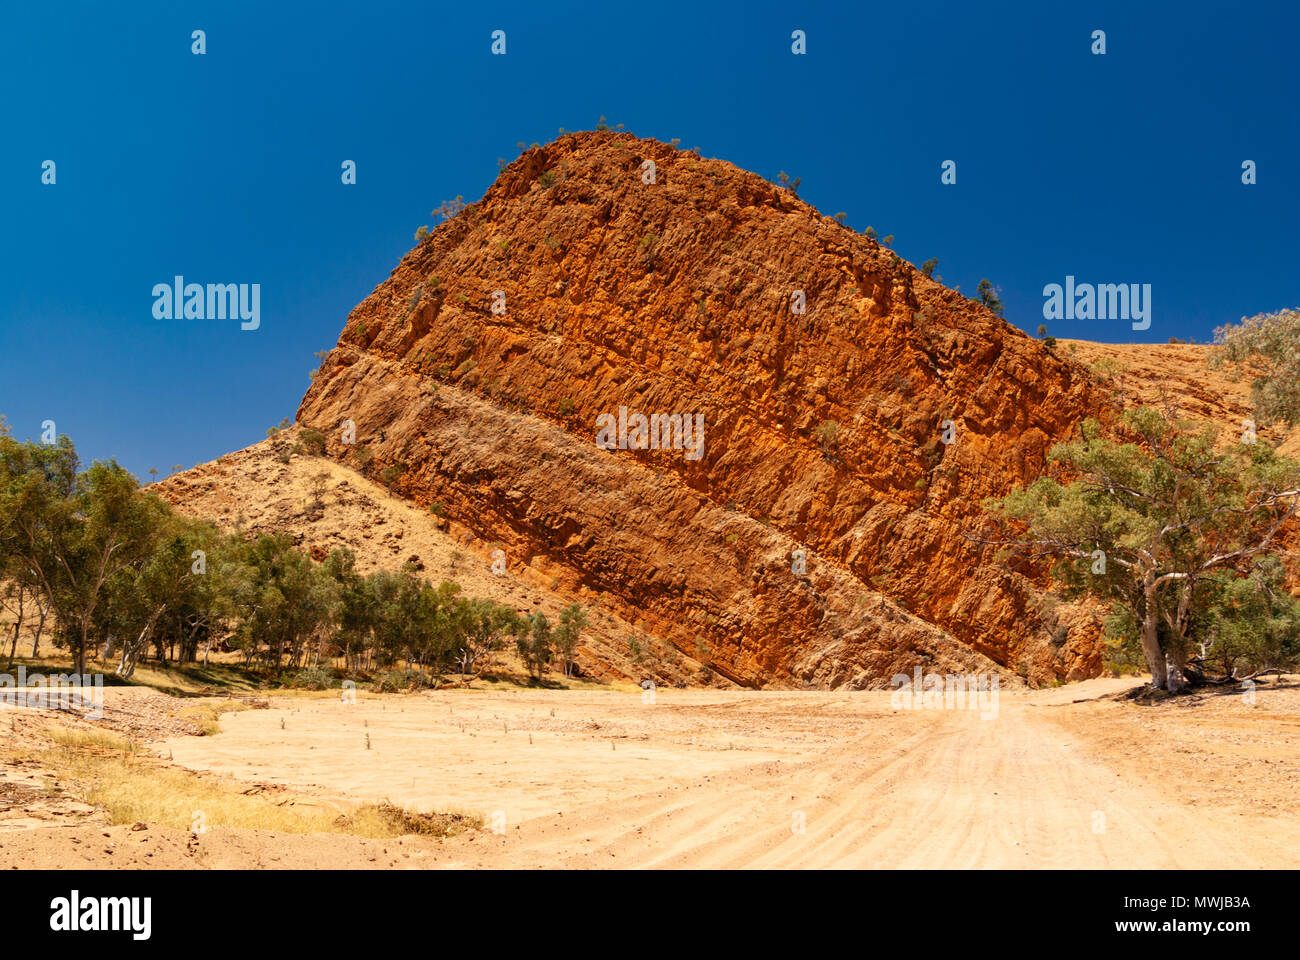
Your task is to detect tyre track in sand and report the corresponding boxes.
[453,689,1300,868]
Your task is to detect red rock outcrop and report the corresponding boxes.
[298,132,1124,688]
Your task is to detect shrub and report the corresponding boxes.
[976,279,1004,317]
[1210,307,1300,426]
[814,420,840,454]
[295,664,333,690]
[299,427,327,455]
[373,669,417,693]
[433,196,467,221]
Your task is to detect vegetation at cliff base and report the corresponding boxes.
[0,424,584,687]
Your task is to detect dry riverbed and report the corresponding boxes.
[3,678,1299,868]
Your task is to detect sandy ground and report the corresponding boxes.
[5,677,1300,869]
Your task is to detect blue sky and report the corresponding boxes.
[1,0,1297,477]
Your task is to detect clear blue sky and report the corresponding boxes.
[2,0,1296,478]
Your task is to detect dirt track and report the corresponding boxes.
[126,678,1300,869]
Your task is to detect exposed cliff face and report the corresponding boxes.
[298,131,1122,688]
[152,429,716,688]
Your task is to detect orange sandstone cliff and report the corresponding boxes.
[292,131,1139,689]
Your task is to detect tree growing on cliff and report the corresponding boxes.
[1210,306,1300,427]
[433,196,467,221]
[981,406,1300,691]
[976,279,1004,317]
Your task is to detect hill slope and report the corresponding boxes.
[294,132,1129,688]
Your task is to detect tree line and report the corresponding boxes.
[0,425,587,684]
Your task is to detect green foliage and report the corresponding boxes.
[987,407,1300,689]
[1211,307,1300,426]
[294,664,333,690]
[298,427,326,455]
[1199,557,1300,677]
[515,611,553,680]
[976,279,1003,317]
[553,603,589,678]
[0,427,547,684]
[920,258,938,278]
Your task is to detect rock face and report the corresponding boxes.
[153,430,715,687]
[298,132,1121,688]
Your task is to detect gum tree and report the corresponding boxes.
[1211,306,1300,427]
[554,602,589,678]
[982,407,1300,690]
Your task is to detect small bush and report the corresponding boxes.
[299,427,327,455]
[295,664,333,690]
[373,669,419,693]
[814,420,840,454]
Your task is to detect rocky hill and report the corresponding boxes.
[160,132,1294,689]
[290,131,1150,689]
